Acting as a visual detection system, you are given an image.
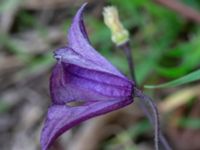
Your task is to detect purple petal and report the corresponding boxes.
[66,3,125,78]
[43,61,133,150]
[41,99,132,150]
[50,61,133,104]
[41,3,135,150]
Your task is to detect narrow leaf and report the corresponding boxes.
[145,69,200,88]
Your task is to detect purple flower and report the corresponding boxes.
[40,3,134,150]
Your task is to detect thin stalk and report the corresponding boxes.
[119,42,136,80]
[138,100,172,150]
[134,87,159,150]
[119,42,172,150]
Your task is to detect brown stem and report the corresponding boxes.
[154,0,200,24]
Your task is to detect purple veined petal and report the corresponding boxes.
[67,3,125,78]
[54,47,116,74]
[50,60,133,104]
[41,98,133,150]
[41,3,135,150]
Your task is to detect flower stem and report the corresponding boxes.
[136,96,172,150]
[119,42,172,150]
[119,42,135,80]
[134,87,159,150]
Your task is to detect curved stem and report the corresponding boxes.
[119,42,172,150]
[138,101,172,150]
[134,87,159,150]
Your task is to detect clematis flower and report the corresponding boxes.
[40,3,135,150]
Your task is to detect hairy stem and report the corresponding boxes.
[119,42,172,150]
[138,99,172,150]
[134,87,159,150]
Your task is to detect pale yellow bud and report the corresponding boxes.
[103,6,129,46]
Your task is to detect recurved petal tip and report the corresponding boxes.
[67,3,126,78]
[68,2,89,43]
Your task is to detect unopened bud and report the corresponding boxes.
[103,6,129,46]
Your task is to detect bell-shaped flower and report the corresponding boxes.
[40,3,135,150]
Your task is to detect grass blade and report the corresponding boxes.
[145,69,200,88]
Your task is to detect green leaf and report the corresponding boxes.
[178,117,200,129]
[145,69,200,88]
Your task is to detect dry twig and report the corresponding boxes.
[154,0,200,24]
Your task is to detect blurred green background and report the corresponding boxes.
[0,0,200,150]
